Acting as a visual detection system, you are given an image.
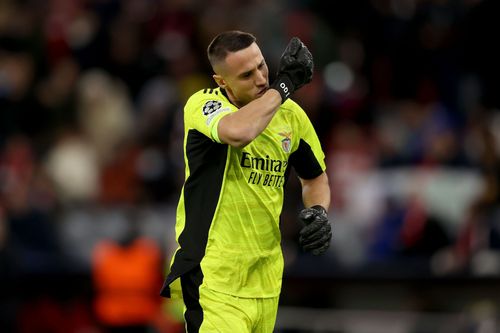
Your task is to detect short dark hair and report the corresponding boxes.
[207,31,257,68]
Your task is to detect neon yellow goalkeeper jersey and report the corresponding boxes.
[160,87,326,298]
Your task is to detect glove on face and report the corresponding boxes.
[298,205,331,255]
[271,37,314,102]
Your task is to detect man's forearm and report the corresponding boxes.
[300,172,330,210]
[217,89,282,148]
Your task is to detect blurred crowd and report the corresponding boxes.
[2,0,500,332]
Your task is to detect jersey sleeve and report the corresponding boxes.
[184,90,235,143]
[288,103,326,179]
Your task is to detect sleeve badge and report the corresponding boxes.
[202,100,222,116]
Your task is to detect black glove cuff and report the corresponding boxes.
[310,205,327,217]
[271,75,294,102]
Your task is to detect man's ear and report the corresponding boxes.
[213,74,226,89]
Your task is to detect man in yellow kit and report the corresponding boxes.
[160,30,331,332]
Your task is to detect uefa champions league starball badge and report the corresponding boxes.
[202,100,222,116]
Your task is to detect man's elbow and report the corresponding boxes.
[219,127,255,148]
[222,136,253,148]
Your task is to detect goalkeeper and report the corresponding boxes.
[160,30,331,332]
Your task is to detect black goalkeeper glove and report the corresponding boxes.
[298,205,331,255]
[271,37,314,102]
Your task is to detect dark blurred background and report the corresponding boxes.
[2,0,500,332]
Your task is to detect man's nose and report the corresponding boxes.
[255,70,266,85]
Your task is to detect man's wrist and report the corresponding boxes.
[271,75,294,102]
[310,205,327,216]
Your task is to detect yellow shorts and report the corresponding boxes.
[179,266,279,333]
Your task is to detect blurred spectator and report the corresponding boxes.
[0,136,62,274]
[0,50,38,147]
[44,132,99,204]
[375,93,466,167]
[76,69,135,164]
[91,218,182,333]
[34,57,80,140]
[99,143,142,205]
[434,110,500,276]
[134,77,184,202]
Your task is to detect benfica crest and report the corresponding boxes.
[278,131,292,153]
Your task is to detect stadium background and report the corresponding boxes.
[1,0,500,332]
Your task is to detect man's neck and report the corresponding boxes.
[222,88,243,108]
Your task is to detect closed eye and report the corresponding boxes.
[238,60,266,79]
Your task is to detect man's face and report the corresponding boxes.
[213,42,269,107]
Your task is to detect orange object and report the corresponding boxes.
[92,237,163,326]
